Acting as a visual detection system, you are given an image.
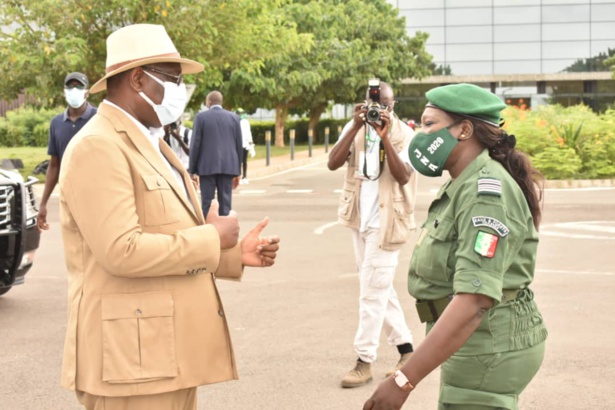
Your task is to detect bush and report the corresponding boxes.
[3,106,62,146]
[31,123,50,147]
[504,104,615,179]
[250,118,350,145]
[532,147,583,179]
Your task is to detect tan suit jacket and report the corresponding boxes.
[59,103,243,397]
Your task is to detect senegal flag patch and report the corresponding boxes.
[474,231,499,258]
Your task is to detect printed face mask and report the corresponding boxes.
[408,122,460,177]
[64,88,87,108]
[139,70,187,126]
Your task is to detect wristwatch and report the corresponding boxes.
[393,370,415,392]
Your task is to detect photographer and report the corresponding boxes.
[164,118,192,171]
[328,80,418,388]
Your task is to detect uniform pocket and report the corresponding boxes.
[141,174,180,226]
[101,292,178,383]
[414,217,455,282]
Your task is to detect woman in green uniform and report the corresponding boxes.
[363,83,547,410]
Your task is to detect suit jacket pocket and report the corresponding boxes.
[101,292,178,383]
[141,174,180,226]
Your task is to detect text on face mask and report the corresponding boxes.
[427,136,444,154]
[413,149,439,172]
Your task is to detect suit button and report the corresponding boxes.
[135,309,142,316]
[218,309,224,317]
[379,203,384,208]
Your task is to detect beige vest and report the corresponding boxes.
[336,116,417,251]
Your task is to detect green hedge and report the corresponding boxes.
[0,106,62,147]
[185,117,350,145]
[3,104,615,179]
[249,118,350,145]
[504,104,615,179]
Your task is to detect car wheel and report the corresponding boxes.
[0,287,12,296]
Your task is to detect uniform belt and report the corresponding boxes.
[415,295,453,323]
[415,289,523,323]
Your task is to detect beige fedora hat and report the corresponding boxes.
[90,24,204,94]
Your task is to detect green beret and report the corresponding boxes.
[425,83,506,126]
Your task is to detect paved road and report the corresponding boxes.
[1,161,614,409]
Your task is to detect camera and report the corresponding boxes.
[365,78,383,122]
[170,122,178,131]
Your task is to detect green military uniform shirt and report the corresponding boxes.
[408,149,547,355]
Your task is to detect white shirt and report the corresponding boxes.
[168,125,191,170]
[102,100,191,206]
[337,118,410,232]
[240,118,253,148]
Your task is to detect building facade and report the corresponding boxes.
[388,0,615,119]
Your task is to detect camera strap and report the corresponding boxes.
[362,123,385,181]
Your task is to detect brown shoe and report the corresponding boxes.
[385,352,413,378]
[340,360,372,388]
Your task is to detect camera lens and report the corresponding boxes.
[367,105,381,122]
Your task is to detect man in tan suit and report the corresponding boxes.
[58,24,280,409]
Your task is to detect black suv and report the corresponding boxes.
[0,169,40,296]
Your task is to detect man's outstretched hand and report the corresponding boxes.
[241,217,280,267]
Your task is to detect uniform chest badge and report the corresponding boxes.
[474,231,499,258]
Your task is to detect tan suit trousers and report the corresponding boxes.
[76,387,197,410]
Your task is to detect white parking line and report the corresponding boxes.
[314,221,338,235]
[541,221,615,240]
[545,187,615,192]
[287,189,313,194]
[238,189,267,194]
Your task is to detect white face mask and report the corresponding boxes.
[64,88,87,108]
[139,70,188,126]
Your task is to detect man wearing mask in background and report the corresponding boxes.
[328,80,417,389]
[37,72,96,231]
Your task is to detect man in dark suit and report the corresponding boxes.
[189,91,243,216]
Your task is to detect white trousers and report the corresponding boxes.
[351,228,413,363]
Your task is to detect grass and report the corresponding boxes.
[0,144,325,184]
[0,147,48,183]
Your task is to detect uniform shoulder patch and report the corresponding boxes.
[474,231,499,258]
[472,216,510,237]
[477,177,502,197]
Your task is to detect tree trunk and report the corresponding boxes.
[274,105,287,147]
[308,103,327,144]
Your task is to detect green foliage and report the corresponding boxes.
[1,106,60,146]
[504,104,615,179]
[0,0,305,109]
[225,0,432,145]
[249,118,350,145]
[563,48,615,72]
[532,147,583,179]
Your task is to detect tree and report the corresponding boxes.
[0,0,305,109]
[225,0,432,146]
[564,48,615,73]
